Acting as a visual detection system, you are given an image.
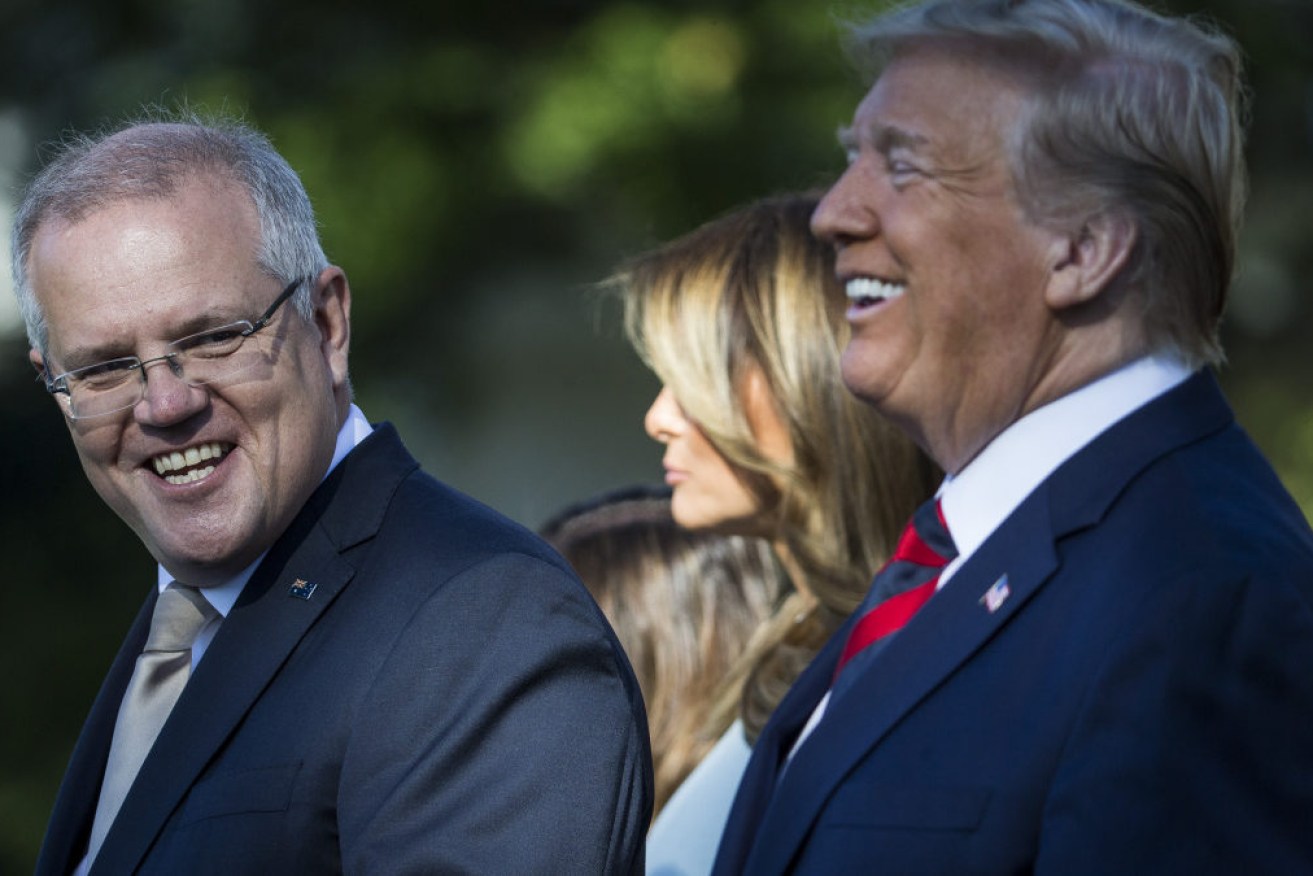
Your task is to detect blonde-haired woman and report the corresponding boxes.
[620,193,939,873]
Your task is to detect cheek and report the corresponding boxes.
[839,318,913,400]
[247,350,324,437]
[952,252,1053,354]
[70,433,144,530]
[251,371,342,505]
[66,419,124,475]
[676,468,767,534]
[742,375,793,468]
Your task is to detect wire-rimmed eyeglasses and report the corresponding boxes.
[44,277,306,421]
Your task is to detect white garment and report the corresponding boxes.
[646,720,752,876]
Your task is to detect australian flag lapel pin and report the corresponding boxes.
[980,574,1010,614]
[289,578,318,600]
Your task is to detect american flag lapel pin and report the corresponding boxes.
[289,578,318,600]
[980,574,1010,614]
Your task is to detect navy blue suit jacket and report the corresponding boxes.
[713,371,1313,874]
[37,424,652,875]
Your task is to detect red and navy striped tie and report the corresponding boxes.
[834,498,957,679]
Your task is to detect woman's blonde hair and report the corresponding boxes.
[619,193,940,742]
[540,486,786,817]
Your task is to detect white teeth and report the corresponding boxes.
[164,465,216,485]
[846,277,906,303]
[151,442,229,479]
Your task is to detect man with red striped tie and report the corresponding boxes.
[712,1,1313,873]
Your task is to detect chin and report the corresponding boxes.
[147,528,253,576]
[839,358,886,408]
[670,507,711,532]
[671,503,730,534]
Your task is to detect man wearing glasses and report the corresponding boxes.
[15,117,651,875]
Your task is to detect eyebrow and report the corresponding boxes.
[838,121,930,156]
[876,125,929,156]
[54,344,135,373]
[54,308,252,372]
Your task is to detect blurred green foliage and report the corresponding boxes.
[0,0,1310,869]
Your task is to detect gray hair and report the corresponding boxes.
[848,0,1247,366]
[11,112,329,355]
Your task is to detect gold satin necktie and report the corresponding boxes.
[86,583,217,863]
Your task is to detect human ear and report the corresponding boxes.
[1045,211,1138,311]
[311,266,351,390]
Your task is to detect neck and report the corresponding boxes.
[934,328,1150,475]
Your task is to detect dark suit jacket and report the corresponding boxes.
[713,371,1313,875]
[37,424,652,875]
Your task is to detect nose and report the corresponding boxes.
[133,355,208,426]
[644,386,685,445]
[811,163,878,248]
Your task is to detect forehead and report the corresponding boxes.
[29,173,261,286]
[852,44,1031,161]
[29,175,267,356]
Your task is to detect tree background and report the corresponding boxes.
[0,0,1308,867]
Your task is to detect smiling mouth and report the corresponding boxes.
[846,277,907,307]
[151,442,232,485]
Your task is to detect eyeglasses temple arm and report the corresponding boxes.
[245,277,305,335]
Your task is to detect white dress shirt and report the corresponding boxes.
[937,354,1191,586]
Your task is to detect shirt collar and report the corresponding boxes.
[938,355,1193,579]
[157,403,374,614]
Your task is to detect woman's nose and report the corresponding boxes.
[644,386,684,444]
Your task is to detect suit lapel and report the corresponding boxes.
[744,490,1060,876]
[87,425,418,874]
[34,592,154,876]
[736,372,1236,874]
[714,630,847,875]
[89,526,355,873]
